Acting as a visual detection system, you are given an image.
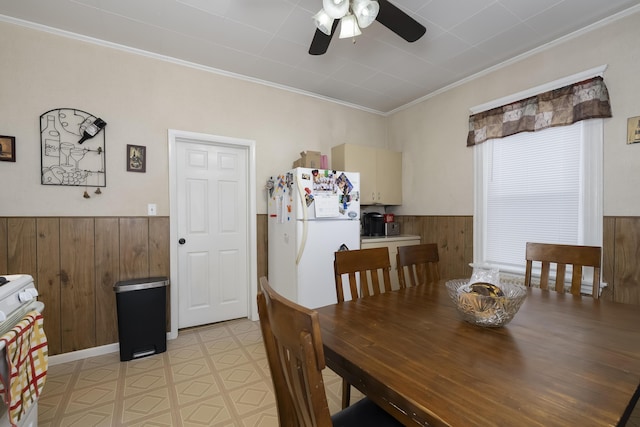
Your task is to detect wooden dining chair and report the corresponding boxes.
[396,243,440,288]
[257,277,402,427]
[333,247,392,409]
[333,247,392,303]
[524,242,602,298]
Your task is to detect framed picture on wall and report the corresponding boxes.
[0,135,16,162]
[627,116,640,144]
[126,144,146,172]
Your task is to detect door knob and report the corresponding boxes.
[178,238,186,245]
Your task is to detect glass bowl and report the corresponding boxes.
[445,279,528,327]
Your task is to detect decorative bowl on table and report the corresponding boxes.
[445,279,528,327]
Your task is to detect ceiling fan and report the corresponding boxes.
[309,0,426,55]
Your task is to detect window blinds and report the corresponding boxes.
[484,123,582,271]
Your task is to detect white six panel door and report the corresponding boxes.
[177,140,248,328]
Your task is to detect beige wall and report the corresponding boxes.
[389,10,640,216]
[0,21,387,216]
[3,10,640,218]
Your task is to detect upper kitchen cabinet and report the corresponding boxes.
[332,143,402,205]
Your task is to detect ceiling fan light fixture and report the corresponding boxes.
[323,0,349,19]
[338,14,361,39]
[313,9,335,35]
[309,0,427,55]
[352,0,379,28]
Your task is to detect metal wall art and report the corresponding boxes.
[40,108,107,187]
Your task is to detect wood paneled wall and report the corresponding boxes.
[1,214,637,357]
[396,215,640,305]
[0,217,169,356]
[257,213,268,283]
[395,216,474,281]
[610,217,640,304]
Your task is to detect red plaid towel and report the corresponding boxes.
[0,311,48,427]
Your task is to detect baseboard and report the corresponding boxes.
[49,332,176,366]
[49,343,119,366]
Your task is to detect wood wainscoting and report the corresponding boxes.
[608,217,640,304]
[394,216,474,281]
[1,215,637,357]
[0,217,170,356]
[395,215,640,305]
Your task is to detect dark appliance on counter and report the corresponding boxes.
[362,212,385,236]
[385,222,400,236]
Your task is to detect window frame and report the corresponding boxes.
[471,69,605,294]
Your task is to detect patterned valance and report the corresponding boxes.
[467,76,612,147]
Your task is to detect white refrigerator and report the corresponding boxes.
[267,168,361,308]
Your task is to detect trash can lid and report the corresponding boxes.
[114,276,169,292]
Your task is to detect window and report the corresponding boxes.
[473,119,603,292]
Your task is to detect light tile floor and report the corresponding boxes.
[38,318,359,426]
[39,318,640,426]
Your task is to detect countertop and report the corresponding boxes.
[360,235,421,244]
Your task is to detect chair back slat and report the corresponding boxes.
[396,243,440,288]
[257,277,333,427]
[334,247,392,302]
[348,271,359,299]
[555,263,566,293]
[524,242,601,298]
[333,247,392,408]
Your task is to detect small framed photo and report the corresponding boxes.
[126,144,146,172]
[627,116,640,144]
[0,135,16,162]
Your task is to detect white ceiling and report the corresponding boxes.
[1,0,639,114]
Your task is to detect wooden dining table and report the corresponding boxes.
[316,280,640,426]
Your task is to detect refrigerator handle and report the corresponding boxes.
[295,176,309,265]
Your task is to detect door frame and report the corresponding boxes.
[168,129,258,339]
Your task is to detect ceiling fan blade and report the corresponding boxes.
[375,0,426,43]
[308,20,339,55]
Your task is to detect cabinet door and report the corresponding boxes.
[331,144,402,205]
[376,149,402,205]
[337,144,377,204]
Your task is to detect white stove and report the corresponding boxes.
[0,275,40,325]
[0,274,43,427]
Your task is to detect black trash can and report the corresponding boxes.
[114,277,169,361]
